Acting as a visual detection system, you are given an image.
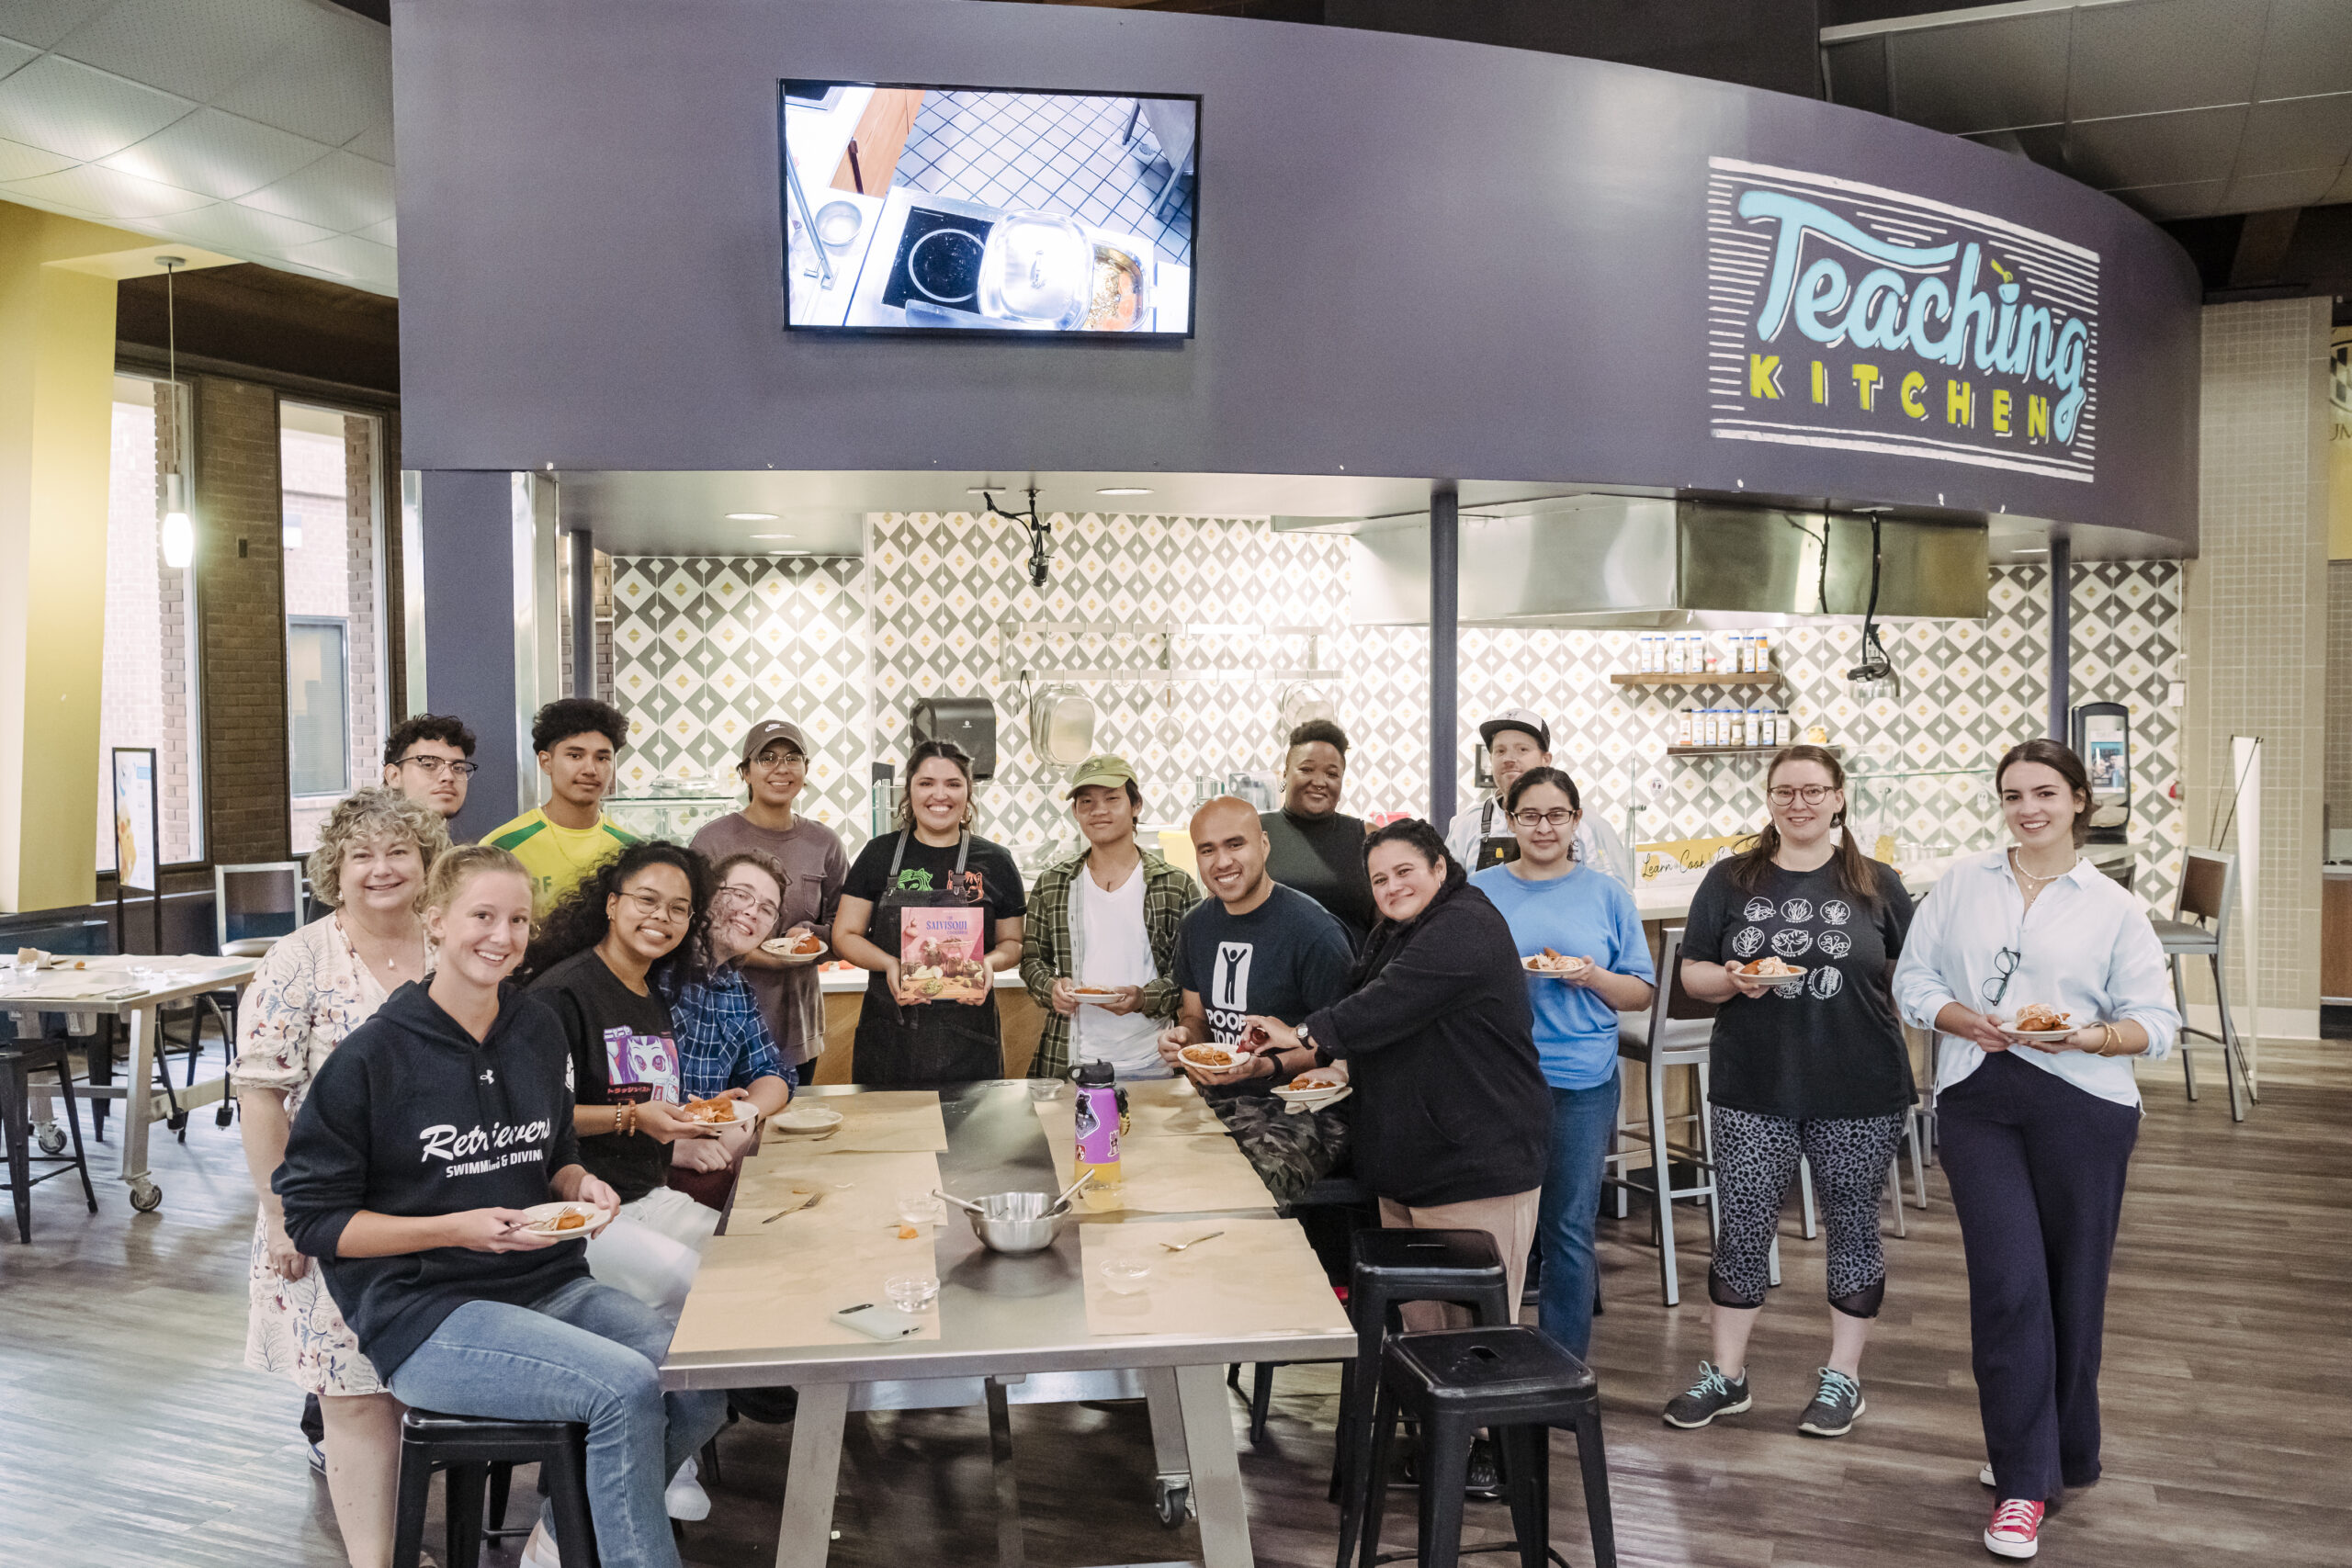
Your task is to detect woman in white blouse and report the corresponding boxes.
[234,789,448,1568]
[1892,739,2177,1562]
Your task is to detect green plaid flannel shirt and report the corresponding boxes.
[1020,849,1201,1080]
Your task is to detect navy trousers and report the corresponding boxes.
[1937,1049,2140,1503]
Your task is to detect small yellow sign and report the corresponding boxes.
[1634,832,1758,885]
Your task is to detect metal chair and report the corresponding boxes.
[1607,927,1721,1306]
[187,862,309,1130]
[2153,848,2250,1122]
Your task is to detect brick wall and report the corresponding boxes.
[195,374,292,864]
[156,381,194,860]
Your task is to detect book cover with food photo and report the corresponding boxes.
[901,907,989,1003]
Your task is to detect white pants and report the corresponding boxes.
[584,1186,720,1324]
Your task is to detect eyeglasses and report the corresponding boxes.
[396,755,479,778]
[748,750,805,772]
[1767,784,1838,806]
[622,888,695,924]
[714,885,781,924]
[1981,945,2020,1008]
[1510,808,1578,829]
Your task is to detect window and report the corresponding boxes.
[280,401,385,852]
[96,374,204,873]
[288,619,350,797]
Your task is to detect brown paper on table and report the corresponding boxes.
[1036,1097,1275,1215]
[1118,1077,1229,1139]
[674,1149,946,1354]
[1080,1218,1351,1338]
[766,1089,948,1152]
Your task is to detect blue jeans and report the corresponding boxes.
[1537,1070,1621,1359]
[387,1276,729,1568]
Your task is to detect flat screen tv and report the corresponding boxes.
[779,82,1199,338]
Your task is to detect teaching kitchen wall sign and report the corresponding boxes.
[1705,157,2099,484]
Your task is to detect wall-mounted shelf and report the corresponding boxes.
[1668,744,1840,759]
[1612,672,1785,687]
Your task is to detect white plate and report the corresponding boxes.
[1734,964,1807,982]
[515,1201,613,1238]
[1177,1043,1244,1072]
[772,1104,845,1134]
[678,1098,760,1127]
[1069,987,1125,1006]
[2001,1027,2077,1042]
[1522,956,1589,978]
[761,936,830,964]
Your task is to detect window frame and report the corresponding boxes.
[286,614,354,802]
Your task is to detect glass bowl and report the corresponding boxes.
[1099,1258,1152,1297]
[884,1273,940,1313]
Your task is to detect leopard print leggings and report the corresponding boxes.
[1707,1105,1906,1317]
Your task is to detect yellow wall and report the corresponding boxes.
[0,208,220,911]
[2332,327,2352,560]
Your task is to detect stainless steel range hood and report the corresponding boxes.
[1348,496,1989,627]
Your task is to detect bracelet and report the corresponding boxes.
[2097,1023,2123,1056]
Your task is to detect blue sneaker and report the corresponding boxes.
[1662,1362,1751,1428]
[1797,1366,1865,1437]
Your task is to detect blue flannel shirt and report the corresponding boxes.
[665,965,786,1100]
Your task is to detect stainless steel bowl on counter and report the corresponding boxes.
[965,1190,1070,1256]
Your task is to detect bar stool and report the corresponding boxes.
[391,1409,598,1568]
[1349,1326,1617,1568]
[1329,1228,1513,1531]
[1,1034,97,1242]
[2154,847,2250,1122]
[1607,928,1719,1305]
[1229,1175,1375,1446]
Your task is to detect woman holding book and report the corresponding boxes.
[833,739,1027,1085]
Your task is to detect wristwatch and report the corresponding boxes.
[1297,1021,1331,1067]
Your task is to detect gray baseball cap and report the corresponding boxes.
[740,719,808,763]
[1477,709,1551,751]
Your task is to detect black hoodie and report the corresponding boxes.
[1300,864,1549,1207]
[276,979,589,1379]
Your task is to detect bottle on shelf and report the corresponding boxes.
[1756,632,1773,672]
[1676,707,1694,747]
[1667,635,1686,674]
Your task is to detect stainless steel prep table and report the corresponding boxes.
[0,953,257,1212]
[662,1080,1354,1568]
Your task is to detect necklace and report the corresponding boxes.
[345,916,425,980]
[2008,847,2076,888]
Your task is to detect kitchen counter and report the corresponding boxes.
[1631,853,1958,925]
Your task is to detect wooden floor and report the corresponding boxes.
[4,1042,2346,1568]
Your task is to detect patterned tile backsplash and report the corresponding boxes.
[612,516,2184,911]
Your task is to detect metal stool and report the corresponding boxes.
[1,1036,97,1242]
[1607,927,1719,1304]
[1230,1176,1375,1446]
[391,1409,598,1568]
[1329,1227,1514,1526]
[1349,1326,1617,1568]
[2154,847,2251,1121]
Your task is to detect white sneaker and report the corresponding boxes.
[521,1524,560,1568]
[1981,1461,1996,1487]
[665,1456,712,1522]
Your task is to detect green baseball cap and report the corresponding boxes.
[1066,754,1136,795]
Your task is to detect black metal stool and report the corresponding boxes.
[1329,1228,1515,1511]
[1351,1326,1616,1568]
[391,1409,598,1568]
[1,1036,96,1242]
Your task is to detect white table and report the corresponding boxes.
[0,953,257,1212]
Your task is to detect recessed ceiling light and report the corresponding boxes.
[2013,547,2049,556]
[726,512,779,521]
[749,533,794,540]
[1097,487,1152,496]
[777,548,810,556]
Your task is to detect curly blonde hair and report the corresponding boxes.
[306,788,451,910]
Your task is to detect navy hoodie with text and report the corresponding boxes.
[277,978,588,1380]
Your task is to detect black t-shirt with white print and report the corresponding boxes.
[1682,855,1916,1120]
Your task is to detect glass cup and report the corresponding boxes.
[885,1273,940,1313]
[1099,1258,1152,1297]
[895,1190,941,1227]
[1025,1077,1063,1102]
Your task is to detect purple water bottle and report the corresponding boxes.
[1072,1060,1122,1189]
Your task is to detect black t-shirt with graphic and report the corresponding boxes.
[527,948,683,1204]
[1681,855,1916,1120]
[1172,883,1356,1047]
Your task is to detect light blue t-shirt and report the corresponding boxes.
[1471,862,1654,1090]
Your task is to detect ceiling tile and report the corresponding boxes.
[0,134,76,181]
[2066,0,2267,120]
[1965,124,2068,170]
[0,51,193,161]
[342,115,392,164]
[2233,92,2352,176]
[213,7,389,147]
[237,146,390,231]
[54,0,314,105]
[0,0,112,52]
[100,106,328,199]
[2063,105,2248,189]
[278,231,395,292]
[2326,163,2352,205]
[2217,164,2341,212]
[0,37,41,80]
[2102,178,2227,220]
[5,160,209,219]
[2254,0,2352,103]
[1886,11,2072,134]
[156,196,336,254]
[352,213,392,246]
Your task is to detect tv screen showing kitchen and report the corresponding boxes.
[779,82,1199,336]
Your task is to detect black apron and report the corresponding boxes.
[851,829,1004,1087]
[1469,798,1520,872]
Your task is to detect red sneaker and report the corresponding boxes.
[1984,1497,2044,1559]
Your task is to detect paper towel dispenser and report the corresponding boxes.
[910,696,998,780]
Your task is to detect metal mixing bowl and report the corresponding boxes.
[966,1190,1069,1256]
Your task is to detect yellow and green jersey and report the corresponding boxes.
[482,807,642,917]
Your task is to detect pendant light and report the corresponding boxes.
[156,256,194,570]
